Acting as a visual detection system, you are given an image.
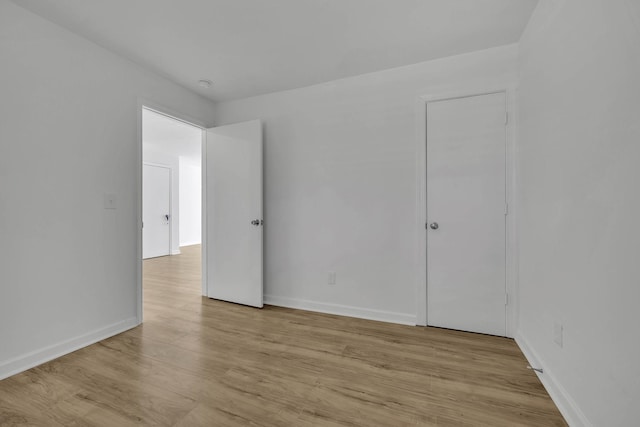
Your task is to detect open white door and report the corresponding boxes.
[205,120,263,308]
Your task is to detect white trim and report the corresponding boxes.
[265,295,416,326]
[515,333,592,427]
[201,129,208,296]
[0,317,138,381]
[414,96,427,326]
[136,101,143,324]
[415,83,518,336]
[143,161,174,168]
[139,99,208,130]
[137,98,208,321]
[505,87,519,337]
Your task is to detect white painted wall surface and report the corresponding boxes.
[0,0,215,379]
[214,45,517,324]
[179,158,201,246]
[517,1,640,425]
[143,146,180,255]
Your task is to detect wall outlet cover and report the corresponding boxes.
[104,193,117,209]
[553,322,563,348]
[328,272,336,285]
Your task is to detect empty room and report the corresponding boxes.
[0,0,638,426]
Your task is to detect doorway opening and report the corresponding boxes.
[141,107,204,320]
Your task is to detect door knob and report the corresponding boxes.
[429,222,439,230]
[165,214,170,221]
[251,219,263,226]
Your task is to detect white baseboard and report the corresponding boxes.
[0,317,139,381]
[515,332,592,427]
[264,295,416,326]
[171,249,181,255]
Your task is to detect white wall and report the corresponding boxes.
[0,0,215,379]
[517,1,640,425]
[179,158,201,247]
[143,146,180,255]
[214,45,518,324]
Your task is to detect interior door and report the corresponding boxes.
[205,120,263,308]
[426,92,507,336]
[143,164,171,259]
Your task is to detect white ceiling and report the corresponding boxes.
[12,0,538,102]
[143,109,202,165]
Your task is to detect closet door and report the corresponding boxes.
[427,92,507,336]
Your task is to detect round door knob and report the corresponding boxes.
[429,222,439,230]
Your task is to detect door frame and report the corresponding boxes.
[414,84,518,337]
[142,162,173,259]
[136,99,208,324]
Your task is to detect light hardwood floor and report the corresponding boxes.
[0,245,566,426]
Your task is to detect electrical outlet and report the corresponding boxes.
[104,193,117,209]
[553,322,563,348]
[328,272,336,285]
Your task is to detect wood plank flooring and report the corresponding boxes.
[0,245,567,426]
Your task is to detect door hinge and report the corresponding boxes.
[505,293,509,305]
[504,203,509,216]
[505,112,509,125]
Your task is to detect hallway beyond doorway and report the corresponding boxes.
[144,244,201,319]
